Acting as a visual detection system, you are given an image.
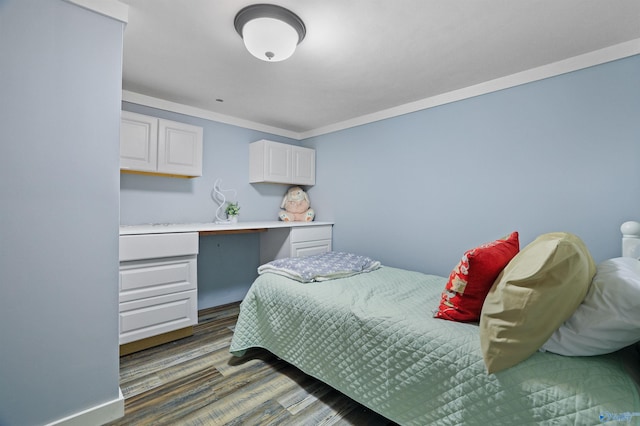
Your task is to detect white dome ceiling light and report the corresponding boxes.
[234,4,306,62]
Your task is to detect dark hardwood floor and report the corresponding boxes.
[106,302,397,426]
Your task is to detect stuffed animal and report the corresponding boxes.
[279,186,315,222]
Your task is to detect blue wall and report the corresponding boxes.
[121,54,640,307]
[304,55,640,276]
[1,1,123,424]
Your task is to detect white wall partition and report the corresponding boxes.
[0,1,125,424]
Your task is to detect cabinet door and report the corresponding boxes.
[290,225,332,257]
[264,141,292,183]
[120,111,158,172]
[292,146,315,185]
[157,119,203,177]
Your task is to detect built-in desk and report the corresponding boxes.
[118,221,333,354]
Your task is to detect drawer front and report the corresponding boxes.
[290,225,332,243]
[119,290,197,344]
[291,240,332,258]
[119,256,196,303]
[119,232,198,261]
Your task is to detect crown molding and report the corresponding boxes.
[122,91,302,140]
[65,0,128,23]
[300,39,640,139]
[123,39,640,141]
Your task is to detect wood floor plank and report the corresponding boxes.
[117,353,287,425]
[107,302,398,426]
[112,367,224,425]
[213,348,280,377]
[178,365,306,424]
[119,332,234,383]
[293,387,362,426]
[122,346,234,399]
[223,397,294,425]
[277,375,334,415]
[198,303,241,323]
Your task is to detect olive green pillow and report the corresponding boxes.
[479,232,596,374]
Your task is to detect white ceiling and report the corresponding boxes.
[120,0,640,138]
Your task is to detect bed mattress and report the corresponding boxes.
[230,266,640,425]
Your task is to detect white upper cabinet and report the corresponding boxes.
[120,111,158,173]
[157,119,203,177]
[292,145,315,185]
[120,111,203,178]
[249,139,315,185]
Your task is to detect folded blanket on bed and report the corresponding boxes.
[257,251,381,283]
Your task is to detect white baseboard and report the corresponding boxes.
[46,388,124,426]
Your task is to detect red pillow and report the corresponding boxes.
[435,232,519,322]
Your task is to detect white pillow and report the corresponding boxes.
[541,257,640,356]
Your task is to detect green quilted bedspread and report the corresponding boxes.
[230,266,640,425]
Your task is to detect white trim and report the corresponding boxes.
[122,91,301,140]
[46,388,125,426]
[64,0,129,23]
[123,39,640,140]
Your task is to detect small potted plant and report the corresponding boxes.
[225,202,240,223]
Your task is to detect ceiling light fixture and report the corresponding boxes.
[234,4,306,62]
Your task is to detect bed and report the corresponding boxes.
[230,229,640,425]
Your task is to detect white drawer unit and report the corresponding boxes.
[120,232,199,261]
[119,256,197,303]
[119,290,197,345]
[260,224,332,264]
[118,232,199,349]
[290,225,332,243]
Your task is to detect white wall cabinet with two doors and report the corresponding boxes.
[249,139,315,185]
[120,110,203,178]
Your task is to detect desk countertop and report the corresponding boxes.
[119,221,334,236]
